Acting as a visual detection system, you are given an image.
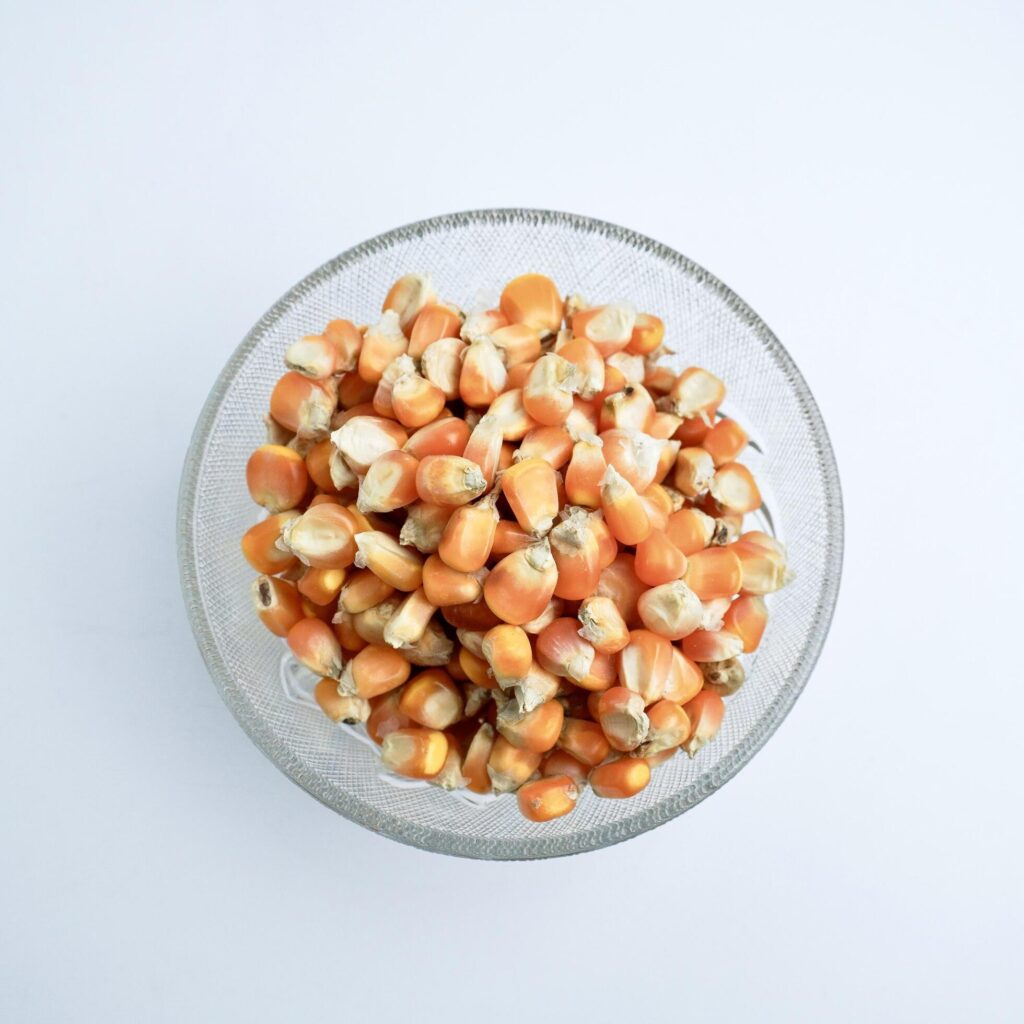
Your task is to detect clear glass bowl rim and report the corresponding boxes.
[177,207,844,859]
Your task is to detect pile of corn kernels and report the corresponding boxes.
[243,272,790,822]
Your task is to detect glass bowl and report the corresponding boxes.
[177,209,843,859]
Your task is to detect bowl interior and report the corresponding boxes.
[178,209,842,859]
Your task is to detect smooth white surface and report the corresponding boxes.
[2,2,1022,1020]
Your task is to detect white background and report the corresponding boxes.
[2,2,1022,1020]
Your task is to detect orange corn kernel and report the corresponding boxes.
[596,553,646,627]
[566,395,600,438]
[462,415,504,489]
[600,429,666,493]
[403,416,470,460]
[606,351,645,386]
[665,507,715,556]
[353,531,424,591]
[730,540,788,595]
[358,310,409,383]
[487,388,537,441]
[241,511,301,574]
[708,462,762,515]
[499,457,558,537]
[626,312,665,356]
[644,365,679,398]
[600,465,651,545]
[702,418,748,466]
[497,697,564,753]
[314,678,369,724]
[403,619,455,667]
[269,372,336,438]
[246,445,309,513]
[460,337,508,407]
[586,516,616,569]
[520,598,565,636]
[303,595,337,623]
[252,576,304,637]
[398,501,454,554]
[636,580,702,641]
[669,366,725,419]
[366,689,413,744]
[602,383,656,433]
[382,588,437,648]
[549,509,602,600]
[397,669,464,729]
[304,439,341,495]
[462,307,509,341]
[617,629,675,704]
[487,735,543,793]
[500,273,562,338]
[484,539,558,626]
[340,643,412,699]
[455,629,486,658]
[371,352,407,416]
[442,600,503,632]
[590,757,651,798]
[724,595,768,652]
[297,566,347,607]
[422,554,484,607]
[482,624,533,684]
[382,273,436,335]
[279,503,356,569]
[663,647,705,704]
[680,629,744,662]
[638,700,691,757]
[564,435,606,508]
[517,426,574,469]
[596,687,650,752]
[380,727,448,779]
[558,718,611,767]
[674,446,716,498]
[674,415,712,447]
[491,518,534,556]
[702,657,746,696]
[307,493,342,507]
[684,546,743,600]
[330,415,408,474]
[287,618,343,679]
[681,690,725,757]
[437,492,500,572]
[457,646,493,688]
[598,364,628,403]
[522,353,579,426]
[739,530,787,559]
[647,409,683,440]
[420,336,467,400]
[572,303,636,357]
[635,529,688,586]
[284,334,338,380]
[645,747,678,769]
[541,749,589,785]
[351,596,401,645]
[462,722,497,793]
[505,361,534,390]
[415,455,488,507]
[577,596,630,655]
[408,301,463,357]
[392,371,446,428]
[339,569,396,615]
[488,323,542,366]
[322,319,362,373]
[337,371,376,410]
[331,609,366,653]
[557,335,605,399]
[517,775,579,822]
[356,449,419,514]
[536,617,596,684]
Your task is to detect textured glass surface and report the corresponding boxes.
[177,209,843,859]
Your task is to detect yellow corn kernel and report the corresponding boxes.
[487,735,543,794]
[500,273,562,338]
[330,414,408,474]
[314,678,370,723]
[595,687,650,752]
[496,697,564,753]
[380,727,448,779]
[590,757,651,798]
[241,511,301,575]
[382,588,437,648]
[636,579,703,640]
[600,464,651,546]
[681,690,725,757]
[353,531,424,591]
[576,596,630,655]
[437,492,500,572]
[287,618,343,679]
[557,718,611,767]
[279,503,357,569]
[339,643,412,699]
[246,445,309,513]
[517,775,579,822]
[463,722,497,794]
[382,272,436,335]
[501,457,559,537]
[669,367,725,419]
[484,539,558,626]
[397,669,464,729]
[415,455,488,507]
[252,575,305,637]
